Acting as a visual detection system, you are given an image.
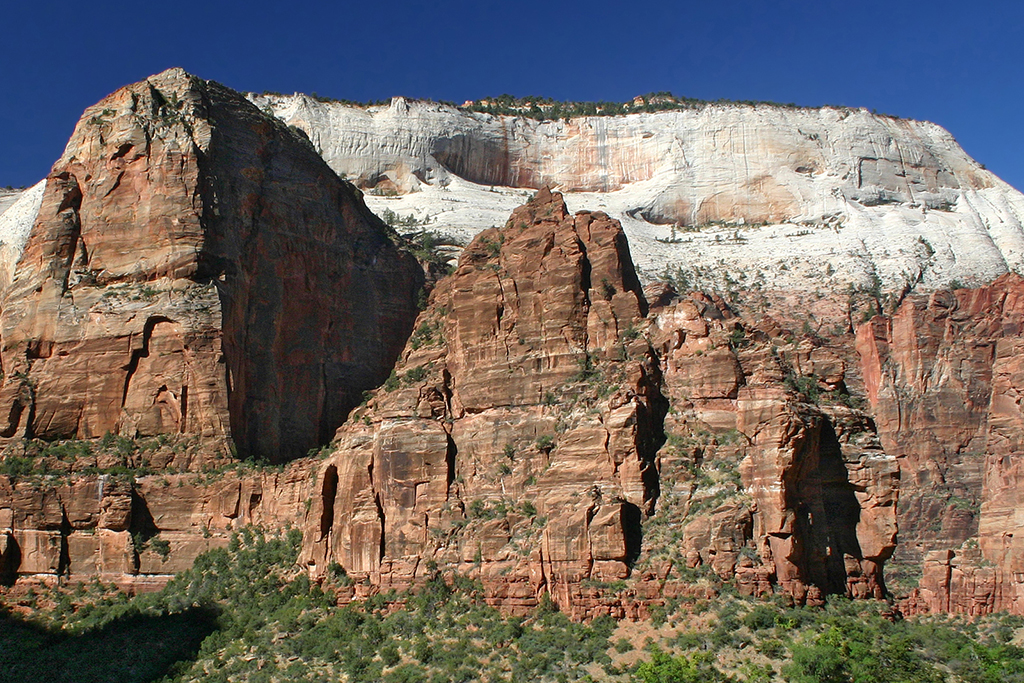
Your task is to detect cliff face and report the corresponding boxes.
[0,188,900,612]
[250,94,1024,294]
[298,191,898,616]
[301,189,663,614]
[0,463,312,588]
[4,185,1018,619]
[4,71,1024,618]
[645,293,896,605]
[857,274,1024,615]
[256,96,986,210]
[0,69,423,463]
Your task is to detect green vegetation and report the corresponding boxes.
[2,528,1023,682]
[254,90,900,122]
[571,352,600,383]
[0,434,185,480]
[1,529,619,682]
[482,236,503,258]
[404,365,429,385]
[634,647,733,682]
[374,208,461,270]
[461,92,878,121]
[406,229,460,270]
[378,208,433,231]
[618,594,1024,683]
[0,433,303,487]
[150,537,172,561]
[410,319,443,350]
[784,372,821,403]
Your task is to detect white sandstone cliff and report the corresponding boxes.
[250,93,1024,293]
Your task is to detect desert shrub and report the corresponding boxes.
[634,647,734,683]
[743,604,778,631]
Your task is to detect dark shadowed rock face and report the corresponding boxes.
[0,68,423,463]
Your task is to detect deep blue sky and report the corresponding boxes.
[1,0,1021,190]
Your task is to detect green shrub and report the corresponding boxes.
[634,647,732,683]
[743,604,778,631]
[150,537,171,561]
[404,366,428,384]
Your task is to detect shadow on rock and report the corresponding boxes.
[0,602,218,683]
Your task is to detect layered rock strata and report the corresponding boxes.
[0,456,312,588]
[300,190,899,614]
[301,189,665,615]
[5,65,1023,616]
[0,69,423,463]
[857,273,1024,615]
[250,93,1024,293]
[645,292,897,603]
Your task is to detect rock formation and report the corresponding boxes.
[0,69,423,463]
[857,274,1024,615]
[248,93,1024,294]
[0,453,313,588]
[4,184,1019,619]
[300,190,899,614]
[646,292,897,604]
[0,189,903,613]
[302,188,664,614]
[3,70,1024,619]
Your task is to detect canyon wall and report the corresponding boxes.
[250,94,1024,293]
[857,274,1024,615]
[301,188,662,615]
[0,68,423,463]
[299,190,898,616]
[1,186,1019,619]
[1,71,1023,618]
[0,457,312,589]
[648,293,896,605]
[256,95,988,213]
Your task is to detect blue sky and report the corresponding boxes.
[1,0,1021,190]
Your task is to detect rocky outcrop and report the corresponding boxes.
[0,69,423,463]
[255,96,990,217]
[0,460,312,587]
[302,189,665,614]
[645,293,897,603]
[299,190,900,613]
[251,94,1024,294]
[5,68,1024,618]
[857,273,1024,615]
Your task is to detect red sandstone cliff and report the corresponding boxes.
[2,70,1022,618]
[646,293,896,605]
[301,189,663,615]
[0,189,903,611]
[0,461,312,588]
[857,274,1024,615]
[0,68,425,589]
[0,68,423,463]
[299,190,898,615]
